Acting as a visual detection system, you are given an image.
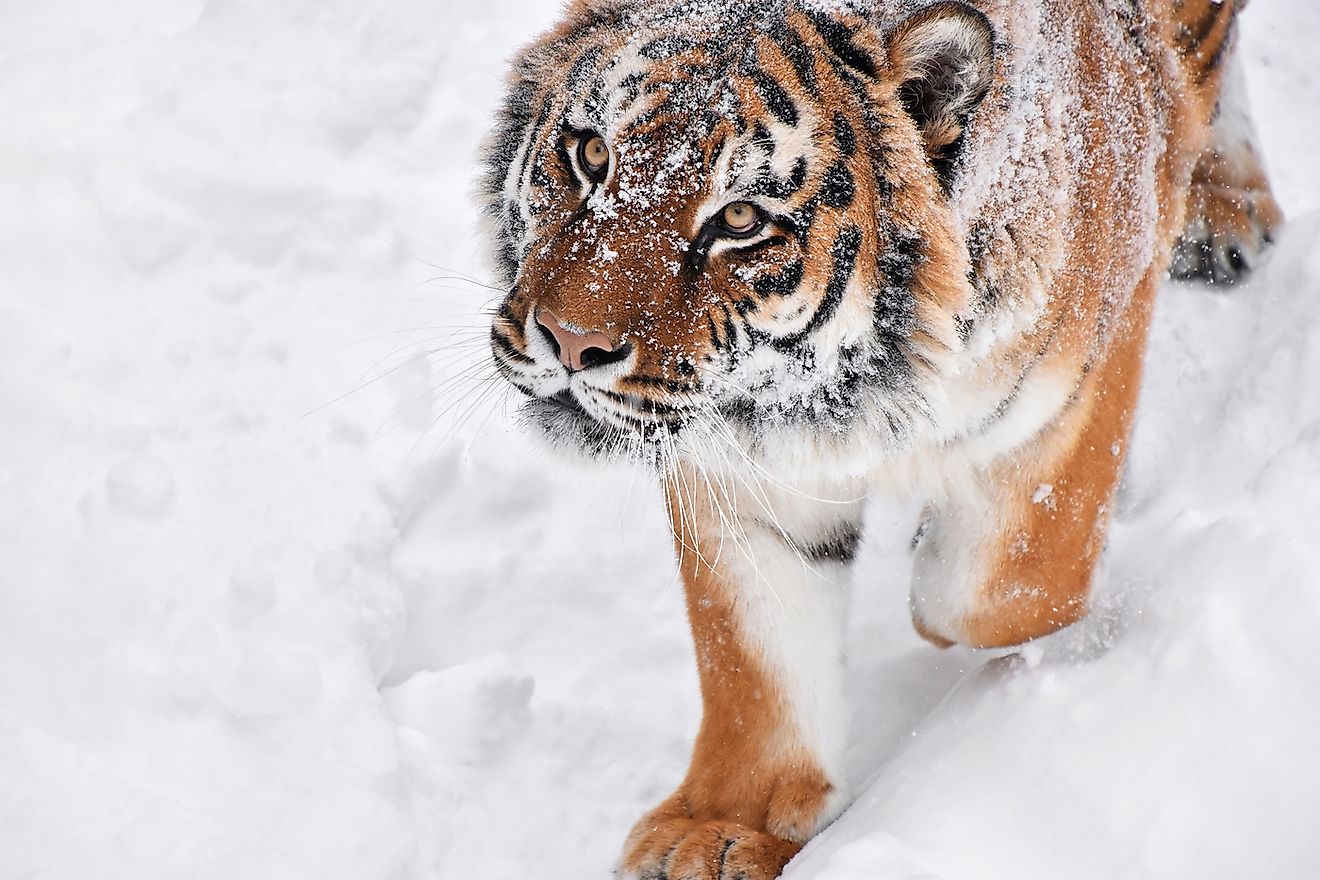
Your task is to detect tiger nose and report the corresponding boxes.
[536,310,630,372]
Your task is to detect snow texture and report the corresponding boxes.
[2,2,1319,879]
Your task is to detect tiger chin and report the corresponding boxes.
[478,0,1281,877]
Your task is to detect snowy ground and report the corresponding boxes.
[2,2,1318,879]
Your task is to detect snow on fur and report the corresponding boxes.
[1,2,1318,879]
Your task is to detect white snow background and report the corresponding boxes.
[2,1,1318,878]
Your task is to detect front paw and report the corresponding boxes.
[619,816,800,880]
[619,778,838,880]
[1170,183,1282,286]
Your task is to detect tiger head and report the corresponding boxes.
[481,0,995,464]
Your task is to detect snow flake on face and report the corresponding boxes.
[587,188,620,221]
[799,0,868,16]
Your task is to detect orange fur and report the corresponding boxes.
[482,1,1284,876]
[617,475,836,878]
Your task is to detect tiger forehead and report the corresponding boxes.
[519,0,881,271]
[559,2,869,143]
[550,78,804,224]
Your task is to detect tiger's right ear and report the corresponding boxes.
[886,1,995,167]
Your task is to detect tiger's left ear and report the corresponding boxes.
[886,1,995,168]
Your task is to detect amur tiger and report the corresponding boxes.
[479,0,1282,876]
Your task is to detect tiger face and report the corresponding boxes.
[483,0,994,462]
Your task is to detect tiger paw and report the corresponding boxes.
[619,817,801,880]
[619,779,838,880]
[1170,174,1283,286]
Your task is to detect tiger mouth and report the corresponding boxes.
[548,389,588,417]
[526,386,690,446]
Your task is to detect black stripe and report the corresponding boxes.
[490,327,535,364]
[644,77,676,96]
[751,259,805,297]
[705,133,728,168]
[800,523,862,564]
[749,157,808,200]
[598,388,687,415]
[804,12,877,79]
[748,165,789,200]
[513,96,553,195]
[773,22,819,97]
[490,356,533,393]
[819,160,855,209]
[505,204,527,250]
[494,239,517,281]
[789,156,809,191]
[621,374,696,394]
[553,134,574,177]
[496,298,522,330]
[498,207,526,279]
[753,70,799,127]
[707,314,726,351]
[625,103,667,134]
[739,313,756,340]
[616,70,648,112]
[721,303,739,349]
[874,228,924,338]
[583,73,610,121]
[1181,0,1226,50]
[833,112,856,157]
[1196,20,1235,82]
[773,224,861,348]
[640,34,695,60]
[528,163,555,200]
[566,47,603,91]
[778,197,818,250]
[879,228,923,290]
[685,226,717,276]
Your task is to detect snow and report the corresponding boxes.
[2,2,1318,880]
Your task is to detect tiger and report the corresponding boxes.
[478,0,1282,877]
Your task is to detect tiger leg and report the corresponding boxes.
[910,276,1157,649]
[620,472,857,880]
[1171,51,1284,285]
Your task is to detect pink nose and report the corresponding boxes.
[536,310,625,372]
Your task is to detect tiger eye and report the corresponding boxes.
[721,202,760,234]
[580,135,610,174]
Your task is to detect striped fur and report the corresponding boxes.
[479,1,1281,877]
[482,1,976,461]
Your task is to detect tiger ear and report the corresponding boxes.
[886,1,995,166]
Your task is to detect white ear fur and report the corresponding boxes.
[886,2,995,162]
